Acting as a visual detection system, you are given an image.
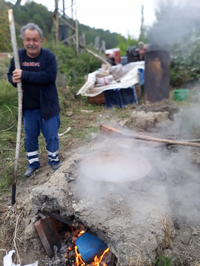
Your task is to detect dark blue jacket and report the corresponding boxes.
[7,48,60,120]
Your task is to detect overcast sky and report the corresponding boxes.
[19,0,157,38]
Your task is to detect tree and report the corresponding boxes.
[12,1,54,41]
[117,34,138,56]
[0,0,124,51]
[78,23,122,49]
[0,1,12,52]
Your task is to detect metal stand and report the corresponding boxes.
[54,0,79,54]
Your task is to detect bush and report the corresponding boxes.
[170,40,200,87]
[42,42,101,95]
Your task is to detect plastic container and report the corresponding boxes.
[103,86,138,109]
[103,89,121,108]
[76,232,107,263]
[121,56,128,66]
[138,68,144,86]
[174,89,189,101]
[118,86,138,108]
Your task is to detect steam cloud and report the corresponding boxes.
[149,0,200,49]
[73,116,200,225]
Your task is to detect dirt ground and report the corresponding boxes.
[1,106,200,266]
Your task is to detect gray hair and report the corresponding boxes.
[20,23,43,40]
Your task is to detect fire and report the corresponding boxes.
[74,246,85,266]
[78,230,85,237]
[65,229,109,266]
[74,246,109,266]
[92,248,109,266]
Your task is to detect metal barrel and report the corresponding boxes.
[144,50,170,103]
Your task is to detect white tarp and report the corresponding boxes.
[77,61,144,97]
[3,250,38,266]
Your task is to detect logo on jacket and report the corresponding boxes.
[22,62,40,67]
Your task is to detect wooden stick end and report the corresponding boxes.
[8,9,13,23]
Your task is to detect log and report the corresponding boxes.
[99,124,200,148]
[8,9,23,205]
[85,48,110,66]
[133,134,200,148]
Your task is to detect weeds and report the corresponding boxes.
[161,218,173,249]
[152,255,171,266]
[152,255,183,266]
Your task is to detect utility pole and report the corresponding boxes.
[63,0,65,17]
[55,0,59,44]
[54,0,79,53]
[140,5,144,39]
[75,1,79,53]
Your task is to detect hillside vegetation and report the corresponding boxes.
[0,0,123,52]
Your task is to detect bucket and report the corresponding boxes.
[174,89,189,101]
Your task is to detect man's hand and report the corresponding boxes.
[12,69,22,83]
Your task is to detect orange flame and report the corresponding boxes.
[74,246,109,266]
[74,246,85,266]
[91,248,109,266]
[78,230,85,237]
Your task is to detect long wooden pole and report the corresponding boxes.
[131,134,200,148]
[85,48,110,65]
[99,124,200,148]
[8,9,23,205]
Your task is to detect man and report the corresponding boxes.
[7,23,61,177]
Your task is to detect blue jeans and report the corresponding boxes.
[23,109,60,169]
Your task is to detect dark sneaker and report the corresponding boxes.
[51,163,60,170]
[25,167,38,177]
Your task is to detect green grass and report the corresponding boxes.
[152,256,172,266]
[152,255,183,266]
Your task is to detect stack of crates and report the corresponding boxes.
[103,86,138,108]
[87,68,144,108]
[103,68,144,109]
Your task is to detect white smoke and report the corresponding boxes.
[149,0,200,49]
[72,113,200,226]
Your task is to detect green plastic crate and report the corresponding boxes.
[174,89,189,101]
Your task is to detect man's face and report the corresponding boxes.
[23,29,42,58]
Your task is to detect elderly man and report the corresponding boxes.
[7,23,60,177]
